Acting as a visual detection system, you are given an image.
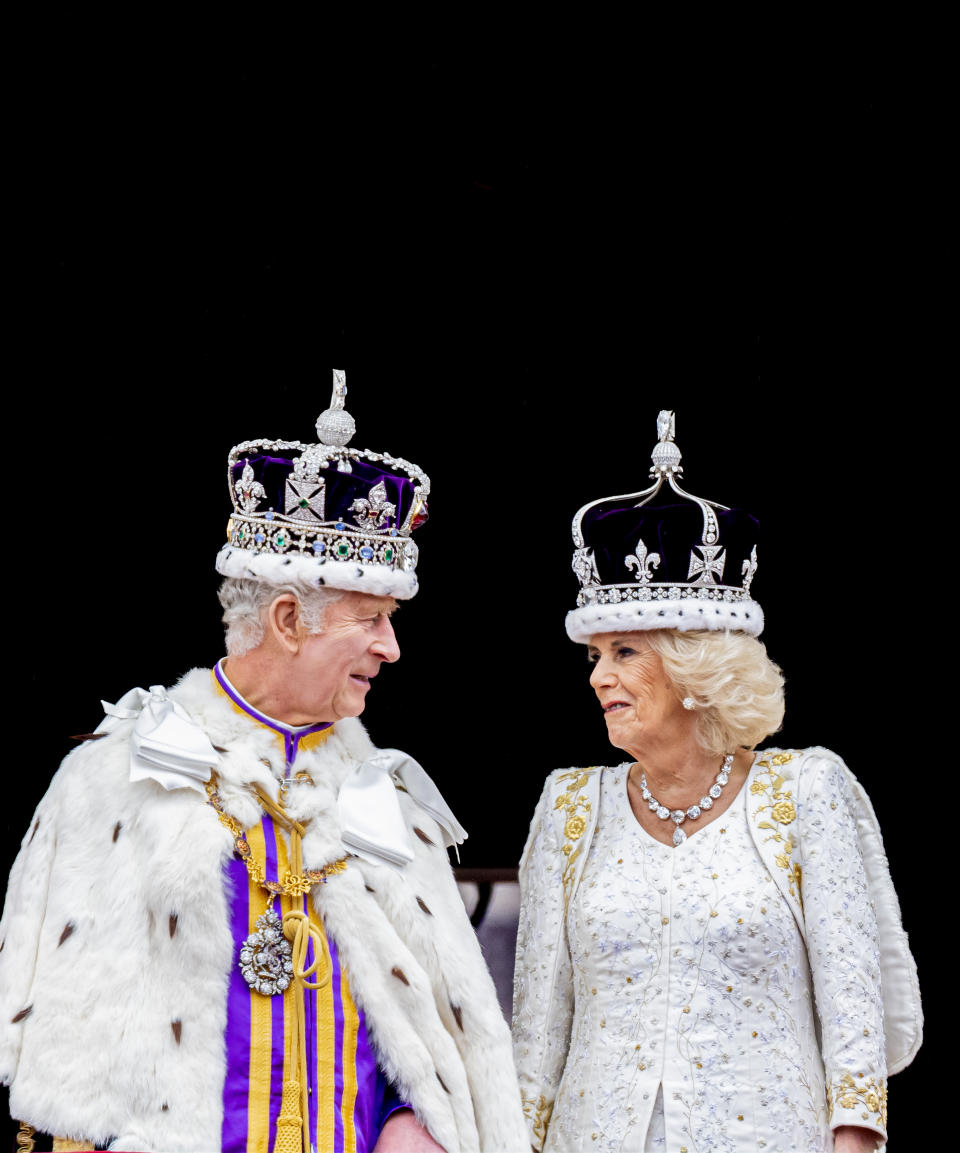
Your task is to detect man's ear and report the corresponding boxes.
[265,594,304,654]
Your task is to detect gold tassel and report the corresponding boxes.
[273,1080,306,1153]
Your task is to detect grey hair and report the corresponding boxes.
[218,577,345,657]
[644,629,786,755]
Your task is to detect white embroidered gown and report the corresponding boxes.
[534,762,886,1153]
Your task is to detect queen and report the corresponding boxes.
[512,412,921,1153]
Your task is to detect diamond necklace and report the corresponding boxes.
[639,753,735,846]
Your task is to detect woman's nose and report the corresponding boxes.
[589,659,615,689]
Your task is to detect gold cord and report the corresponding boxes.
[203,776,338,1153]
[273,909,333,1151]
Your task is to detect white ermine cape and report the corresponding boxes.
[0,668,527,1152]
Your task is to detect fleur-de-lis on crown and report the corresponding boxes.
[350,480,396,530]
[235,460,266,513]
[625,536,661,583]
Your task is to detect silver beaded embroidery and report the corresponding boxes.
[514,754,888,1153]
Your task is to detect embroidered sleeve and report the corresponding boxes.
[513,773,576,1152]
[801,753,888,1140]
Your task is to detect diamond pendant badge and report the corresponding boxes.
[672,826,687,846]
[238,908,294,996]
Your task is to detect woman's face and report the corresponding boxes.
[587,632,692,758]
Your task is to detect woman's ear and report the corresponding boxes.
[265,594,304,654]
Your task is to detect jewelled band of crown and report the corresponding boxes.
[224,515,420,572]
[576,582,753,608]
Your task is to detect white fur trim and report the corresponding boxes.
[215,544,419,599]
[565,596,764,642]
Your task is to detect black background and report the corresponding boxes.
[5,46,942,1146]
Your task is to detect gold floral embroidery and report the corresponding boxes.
[770,800,796,824]
[826,1071,887,1130]
[564,815,586,840]
[751,754,802,909]
[554,769,597,909]
[521,1091,554,1144]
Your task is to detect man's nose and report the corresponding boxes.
[371,619,401,663]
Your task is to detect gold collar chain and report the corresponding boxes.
[205,778,347,897]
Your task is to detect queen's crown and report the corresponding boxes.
[565,410,763,640]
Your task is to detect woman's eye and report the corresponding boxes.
[586,652,599,664]
[616,647,635,658]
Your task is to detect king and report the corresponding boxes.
[0,372,526,1153]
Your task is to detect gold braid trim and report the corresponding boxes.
[749,753,802,908]
[52,1140,96,1151]
[826,1071,888,1131]
[15,1123,35,1152]
[552,769,597,911]
[521,1091,554,1146]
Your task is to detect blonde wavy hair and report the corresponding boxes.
[644,629,785,754]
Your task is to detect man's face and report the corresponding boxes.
[293,591,400,723]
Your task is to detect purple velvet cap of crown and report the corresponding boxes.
[228,452,423,532]
[580,497,759,590]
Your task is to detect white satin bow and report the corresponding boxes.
[338,748,468,869]
[96,686,221,793]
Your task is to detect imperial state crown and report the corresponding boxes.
[215,370,429,598]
